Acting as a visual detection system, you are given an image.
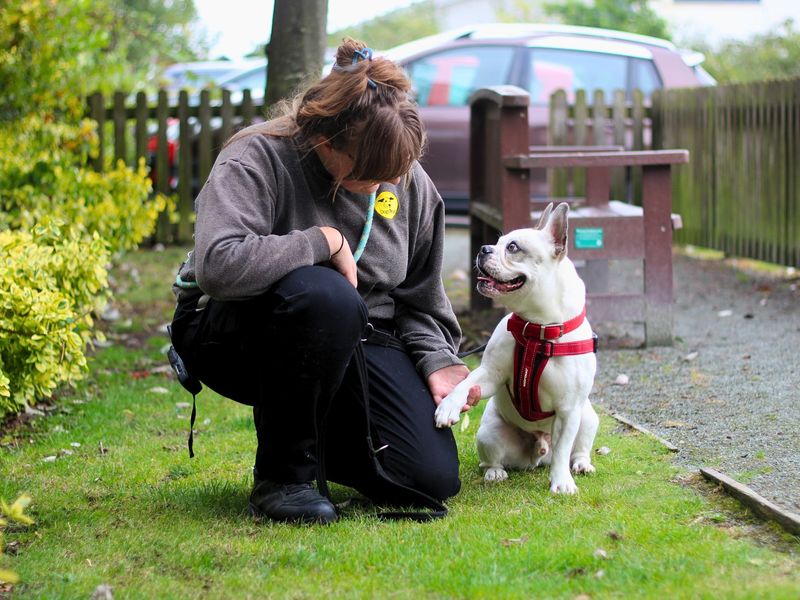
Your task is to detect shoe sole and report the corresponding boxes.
[248,502,338,525]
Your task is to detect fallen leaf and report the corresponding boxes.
[501,535,528,547]
[147,387,169,394]
[683,352,698,362]
[662,420,692,429]
[459,414,470,432]
[594,548,608,560]
[175,402,191,409]
[608,531,623,541]
[596,446,611,455]
[130,370,151,379]
[42,455,57,463]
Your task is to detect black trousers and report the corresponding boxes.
[170,265,460,504]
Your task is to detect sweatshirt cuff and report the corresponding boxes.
[417,349,464,380]
[304,226,331,263]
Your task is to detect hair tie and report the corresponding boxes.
[352,47,378,90]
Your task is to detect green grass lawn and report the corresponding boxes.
[1,246,799,599]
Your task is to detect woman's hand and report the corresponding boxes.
[320,226,357,287]
[427,364,481,412]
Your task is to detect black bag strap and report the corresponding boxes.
[352,342,448,521]
[166,326,203,458]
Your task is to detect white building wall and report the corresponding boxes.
[652,0,800,46]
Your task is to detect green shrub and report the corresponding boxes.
[0,223,110,413]
[0,117,166,415]
[0,494,33,584]
[0,117,165,255]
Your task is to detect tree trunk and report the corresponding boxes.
[265,0,328,110]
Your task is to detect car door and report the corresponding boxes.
[403,45,520,212]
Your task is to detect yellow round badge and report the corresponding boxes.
[375,191,399,219]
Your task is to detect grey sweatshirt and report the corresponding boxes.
[173,125,463,378]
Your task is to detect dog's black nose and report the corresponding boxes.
[480,245,494,255]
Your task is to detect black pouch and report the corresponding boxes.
[167,324,203,457]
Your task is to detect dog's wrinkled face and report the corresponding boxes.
[475,230,542,298]
[475,202,570,301]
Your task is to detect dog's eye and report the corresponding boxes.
[506,241,521,254]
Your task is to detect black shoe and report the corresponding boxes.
[249,480,338,525]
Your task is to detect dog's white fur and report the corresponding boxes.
[435,203,599,494]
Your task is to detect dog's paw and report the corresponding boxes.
[571,456,595,475]
[483,467,508,482]
[434,402,461,428]
[549,472,578,495]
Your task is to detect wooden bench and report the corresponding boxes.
[468,86,689,346]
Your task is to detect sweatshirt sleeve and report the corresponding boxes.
[390,167,464,378]
[193,145,330,300]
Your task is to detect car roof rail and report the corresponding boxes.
[453,22,678,51]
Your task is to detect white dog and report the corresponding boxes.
[435,202,599,494]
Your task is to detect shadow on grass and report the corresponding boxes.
[147,478,251,522]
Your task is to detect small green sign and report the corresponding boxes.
[574,227,604,249]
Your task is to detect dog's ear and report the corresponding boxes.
[535,203,554,230]
[549,202,569,260]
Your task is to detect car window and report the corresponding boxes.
[405,46,515,107]
[632,58,662,98]
[527,48,628,104]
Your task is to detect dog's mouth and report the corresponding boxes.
[476,268,526,294]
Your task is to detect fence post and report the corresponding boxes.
[88,92,105,171]
[155,90,172,243]
[468,86,531,311]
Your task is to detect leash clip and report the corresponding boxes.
[361,322,374,342]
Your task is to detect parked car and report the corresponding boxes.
[158,59,265,93]
[383,23,716,213]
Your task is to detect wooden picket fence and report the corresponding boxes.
[87,89,264,244]
[89,79,799,266]
[548,80,800,268]
[547,88,649,204]
[652,79,799,268]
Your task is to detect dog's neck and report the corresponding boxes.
[511,259,585,325]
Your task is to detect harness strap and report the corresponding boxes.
[507,309,598,423]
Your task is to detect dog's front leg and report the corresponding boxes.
[549,408,582,494]
[434,366,501,428]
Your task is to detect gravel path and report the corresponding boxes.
[444,228,800,517]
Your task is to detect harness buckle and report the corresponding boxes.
[592,333,599,353]
[537,340,555,357]
[541,323,564,340]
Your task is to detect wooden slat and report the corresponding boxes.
[134,91,148,163]
[506,149,689,169]
[701,468,800,536]
[89,92,104,171]
[113,91,127,164]
[177,91,192,244]
[198,89,212,191]
[154,89,171,243]
[611,89,626,200]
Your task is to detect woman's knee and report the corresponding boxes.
[400,445,461,501]
[270,266,367,340]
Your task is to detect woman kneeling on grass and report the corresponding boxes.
[169,38,478,524]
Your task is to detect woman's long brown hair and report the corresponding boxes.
[226,38,425,186]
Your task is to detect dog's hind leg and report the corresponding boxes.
[571,400,599,474]
[476,399,521,482]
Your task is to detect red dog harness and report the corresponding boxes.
[505,306,598,422]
